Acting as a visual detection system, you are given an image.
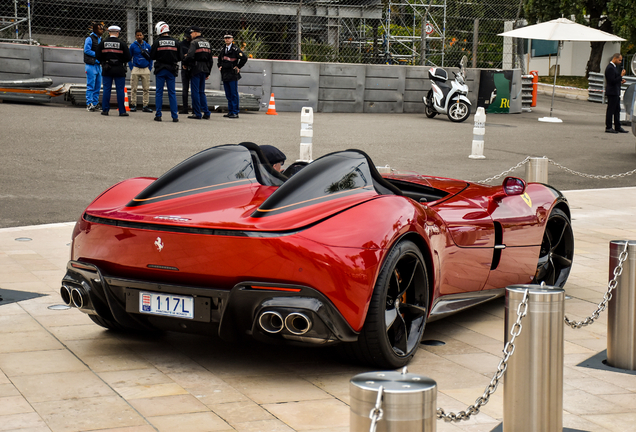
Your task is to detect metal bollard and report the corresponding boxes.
[350,368,437,432]
[524,157,549,184]
[607,240,636,370]
[469,107,486,159]
[504,285,564,432]
[299,107,314,162]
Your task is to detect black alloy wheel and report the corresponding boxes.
[533,208,574,287]
[346,240,429,368]
[424,91,437,118]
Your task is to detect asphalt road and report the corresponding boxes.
[1,94,635,228]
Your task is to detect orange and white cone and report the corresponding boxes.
[124,87,130,112]
[266,93,278,115]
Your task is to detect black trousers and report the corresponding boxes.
[606,94,621,130]
[181,71,191,108]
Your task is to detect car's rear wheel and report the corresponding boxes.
[346,240,429,368]
[533,208,574,287]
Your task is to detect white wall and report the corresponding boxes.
[526,41,621,76]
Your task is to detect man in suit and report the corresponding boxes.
[605,53,628,133]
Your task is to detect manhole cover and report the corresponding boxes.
[15,237,32,242]
[48,304,71,310]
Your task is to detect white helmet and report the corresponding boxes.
[155,21,169,35]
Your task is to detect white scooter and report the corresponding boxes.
[423,55,471,122]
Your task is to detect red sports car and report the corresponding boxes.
[61,143,573,367]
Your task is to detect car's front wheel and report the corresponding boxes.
[346,240,430,368]
[533,208,574,287]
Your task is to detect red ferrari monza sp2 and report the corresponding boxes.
[61,143,573,367]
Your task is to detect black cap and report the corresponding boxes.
[260,145,286,165]
[190,26,201,33]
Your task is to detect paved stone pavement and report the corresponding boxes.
[1,187,636,432]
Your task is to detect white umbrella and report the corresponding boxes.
[499,18,625,123]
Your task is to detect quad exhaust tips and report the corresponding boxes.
[258,311,313,335]
[60,285,87,309]
[259,311,284,333]
[285,312,312,335]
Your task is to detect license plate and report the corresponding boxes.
[139,291,194,319]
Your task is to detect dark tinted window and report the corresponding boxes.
[128,145,259,207]
[253,151,377,217]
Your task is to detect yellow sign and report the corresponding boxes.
[500,98,510,109]
[521,192,532,207]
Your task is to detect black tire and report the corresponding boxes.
[345,240,429,368]
[89,313,127,331]
[447,100,470,122]
[424,91,437,118]
[533,208,574,287]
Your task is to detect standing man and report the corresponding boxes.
[84,22,104,112]
[128,29,153,113]
[179,28,193,115]
[217,34,247,119]
[96,25,131,117]
[605,53,628,133]
[184,26,212,120]
[150,21,181,122]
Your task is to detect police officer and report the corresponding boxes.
[150,21,182,122]
[184,26,213,120]
[179,28,193,115]
[96,25,131,116]
[217,34,247,118]
[84,22,104,112]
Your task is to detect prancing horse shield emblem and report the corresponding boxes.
[154,237,164,252]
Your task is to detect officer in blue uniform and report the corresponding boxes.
[96,25,132,116]
[217,34,247,118]
[184,26,213,120]
[150,21,182,122]
[84,22,104,112]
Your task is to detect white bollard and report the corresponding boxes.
[299,107,314,162]
[469,107,486,159]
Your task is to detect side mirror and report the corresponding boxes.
[502,176,526,196]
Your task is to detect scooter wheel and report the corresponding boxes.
[447,100,470,122]
[425,104,437,118]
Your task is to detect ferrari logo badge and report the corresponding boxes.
[521,193,532,208]
[154,237,164,252]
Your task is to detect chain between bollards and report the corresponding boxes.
[368,385,384,432]
[564,242,629,329]
[437,289,530,422]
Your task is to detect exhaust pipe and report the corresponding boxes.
[259,311,284,334]
[71,287,85,308]
[285,312,312,335]
[60,285,72,306]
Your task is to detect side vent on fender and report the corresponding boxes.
[491,222,504,270]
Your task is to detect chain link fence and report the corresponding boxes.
[1,0,525,67]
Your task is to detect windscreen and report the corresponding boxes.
[252,150,381,217]
[127,145,261,207]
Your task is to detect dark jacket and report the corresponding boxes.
[185,36,213,77]
[179,38,192,76]
[605,62,623,97]
[83,33,101,65]
[128,40,153,71]
[150,35,182,76]
[217,44,247,82]
[96,36,131,77]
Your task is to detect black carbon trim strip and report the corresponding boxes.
[83,213,305,238]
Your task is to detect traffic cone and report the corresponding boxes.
[124,87,130,112]
[266,93,278,115]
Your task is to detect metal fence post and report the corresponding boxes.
[524,157,548,183]
[350,369,437,431]
[607,240,636,370]
[504,285,564,432]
